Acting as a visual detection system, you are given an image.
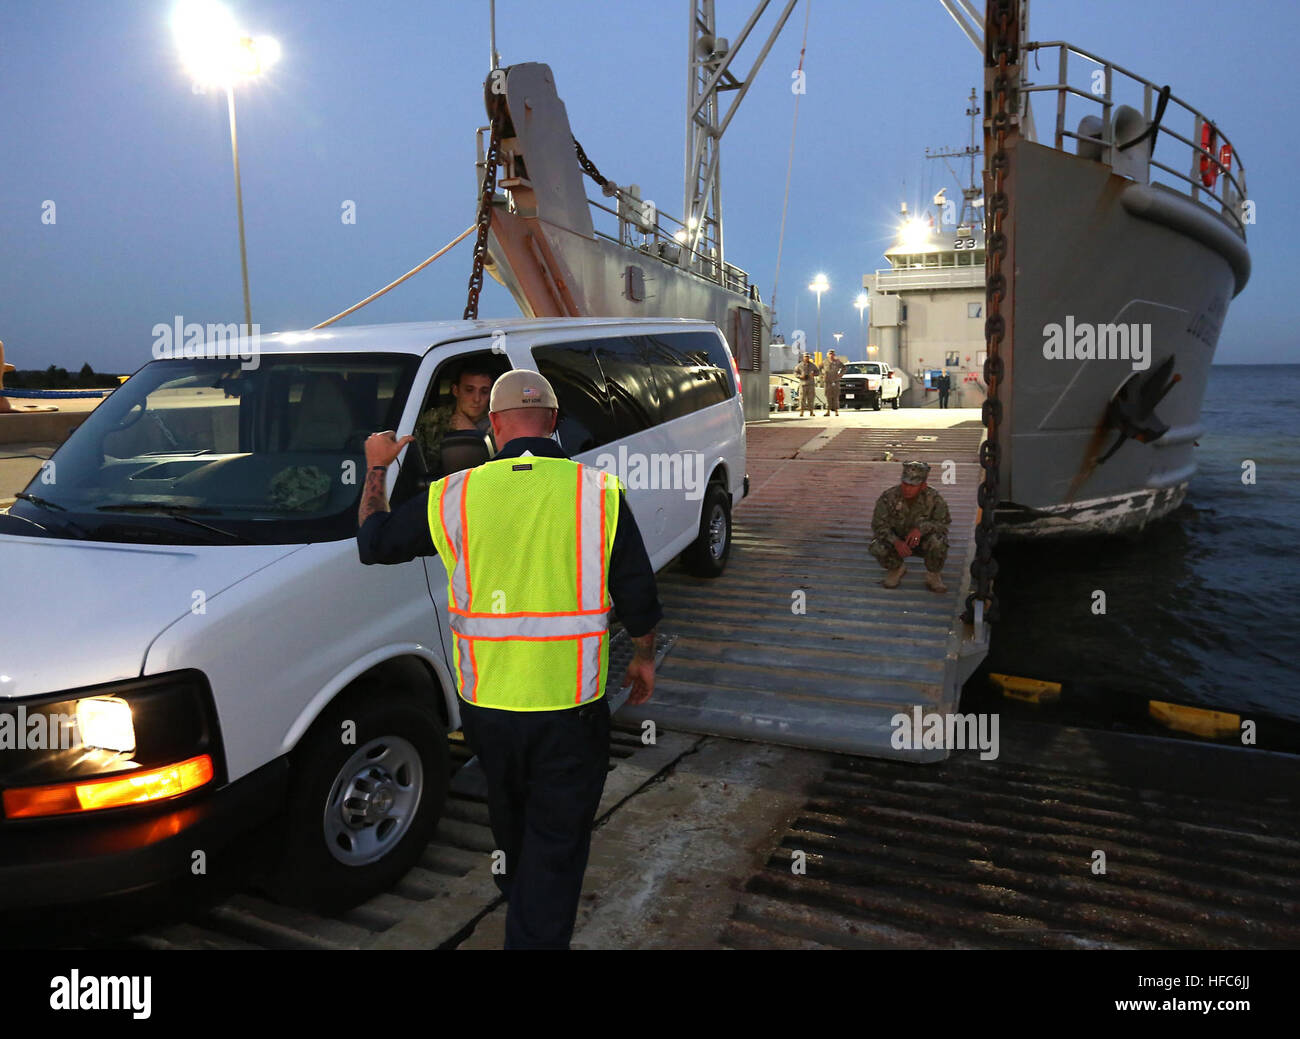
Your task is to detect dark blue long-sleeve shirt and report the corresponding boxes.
[357,436,662,638]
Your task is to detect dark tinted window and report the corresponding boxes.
[640,331,734,423]
[531,342,617,454]
[593,336,658,439]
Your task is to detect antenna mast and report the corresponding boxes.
[683,0,798,274]
[924,88,983,228]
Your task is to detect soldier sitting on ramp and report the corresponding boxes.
[868,460,951,593]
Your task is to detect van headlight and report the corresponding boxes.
[0,671,221,819]
[75,696,136,754]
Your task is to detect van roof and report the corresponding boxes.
[247,317,721,356]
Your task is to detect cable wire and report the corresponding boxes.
[313,225,477,329]
[769,0,812,327]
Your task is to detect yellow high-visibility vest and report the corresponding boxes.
[426,455,621,711]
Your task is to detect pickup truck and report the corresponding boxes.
[840,362,902,411]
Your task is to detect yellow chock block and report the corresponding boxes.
[990,673,1062,704]
[1148,700,1240,739]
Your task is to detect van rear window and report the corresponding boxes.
[532,330,735,453]
[640,332,734,422]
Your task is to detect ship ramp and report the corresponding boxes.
[624,415,989,760]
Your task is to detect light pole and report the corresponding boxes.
[173,1,280,335]
[855,292,869,361]
[808,273,829,357]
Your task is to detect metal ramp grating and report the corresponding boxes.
[623,425,986,759]
[722,731,1300,949]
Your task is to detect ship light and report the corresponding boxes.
[898,217,931,251]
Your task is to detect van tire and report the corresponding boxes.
[683,482,732,578]
[891,394,900,410]
[872,391,882,411]
[266,688,448,914]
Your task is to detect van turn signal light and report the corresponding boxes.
[2,754,214,819]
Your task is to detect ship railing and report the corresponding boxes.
[475,123,760,303]
[1022,41,1249,238]
[874,266,986,292]
[585,192,758,301]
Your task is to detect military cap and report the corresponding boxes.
[901,460,931,485]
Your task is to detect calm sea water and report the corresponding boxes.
[974,364,1300,725]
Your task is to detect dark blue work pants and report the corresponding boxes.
[459,696,611,949]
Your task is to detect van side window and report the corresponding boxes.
[531,342,618,455]
[593,337,658,440]
[641,331,734,423]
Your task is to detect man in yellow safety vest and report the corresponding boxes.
[357,369,662,948]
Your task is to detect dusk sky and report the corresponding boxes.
[2,0,1295,374]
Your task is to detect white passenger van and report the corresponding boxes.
[0,318,746,912]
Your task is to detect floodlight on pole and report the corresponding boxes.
[855,292,869,361]
[173,0,280,336]
[808,273,829,356]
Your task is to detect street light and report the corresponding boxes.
[855,292,869,361]
[173,0,280,335]
[808,273,829,357]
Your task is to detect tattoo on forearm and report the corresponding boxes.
[632,630,656,662]
[359,467,389,527]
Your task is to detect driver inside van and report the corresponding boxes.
[413,363,495,470]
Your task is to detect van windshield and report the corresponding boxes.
[6,353,419,545]
[842,363,883,376]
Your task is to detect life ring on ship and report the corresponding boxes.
[1200,123,1219,187]
[1218,142,1233,182]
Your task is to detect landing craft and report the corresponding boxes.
[478,0,1249,538]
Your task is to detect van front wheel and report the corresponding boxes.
[683,483,732,578]
[267,689,448,913]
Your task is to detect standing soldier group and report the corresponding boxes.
[793,350,846,417]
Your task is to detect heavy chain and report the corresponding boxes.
[573,135,609,190]
[464,94,506,321]
[964,0,1016,627]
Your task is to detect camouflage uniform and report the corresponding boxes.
[823,355,845,414]
[794,358,821,415]
[868,466,951,573]
[268,465,331,511]
[414,403,491,470]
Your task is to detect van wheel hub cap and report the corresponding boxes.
[708,506,727,560]
[323,736,423,866]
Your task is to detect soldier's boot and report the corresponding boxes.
[882,564,906,589]
[925,570,947,594]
